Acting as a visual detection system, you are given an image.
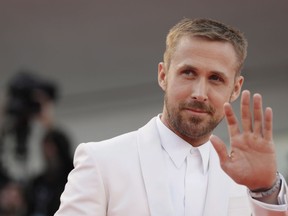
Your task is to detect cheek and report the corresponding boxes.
[168,80,192,99]
[208,89,232,111]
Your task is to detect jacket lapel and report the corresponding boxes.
[137,119,245,216]
[137,117,174,216]
[203,144,230,216]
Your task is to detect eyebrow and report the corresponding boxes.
[178,64,230,80]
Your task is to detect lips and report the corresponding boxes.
[188,108,208,113]
[185,108,208,115]
[181,101,214,115]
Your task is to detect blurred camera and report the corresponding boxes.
[2,70,58,157]
[5,71,57,120]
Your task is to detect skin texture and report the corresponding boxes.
[158,35,278,204]
[159,35,243,146]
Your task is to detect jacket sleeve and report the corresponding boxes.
[54,143,107,216]
[249,173,288,216]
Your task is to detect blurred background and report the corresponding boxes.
[0,0,287,215]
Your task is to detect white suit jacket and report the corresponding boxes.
[55,117,287,216]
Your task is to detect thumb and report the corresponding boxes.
[210,135,229,165]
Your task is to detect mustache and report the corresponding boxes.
[180,101,215,114]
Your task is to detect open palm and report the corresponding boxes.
[211,90,277,191]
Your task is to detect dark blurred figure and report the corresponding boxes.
[0,182,27,216]
[26,128,73,216]
[0,71,73,216]
[0,170,27,216]
[0,166,10,189]
[0,71,58,183]
[3,70,58,157]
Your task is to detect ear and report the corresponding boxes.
[230,75,244,102]
[158,62,167,91]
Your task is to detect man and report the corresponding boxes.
[55,18,288,215]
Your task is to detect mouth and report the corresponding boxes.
[180,101,214,116]
[184,108,209,115]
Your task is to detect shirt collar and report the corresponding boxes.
[156,114,210,174]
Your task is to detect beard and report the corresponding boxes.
[164,94,223,140]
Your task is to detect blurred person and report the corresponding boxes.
[0,181,27,216]
[26,129,73,216]
[0,71,58,184]
[55,18,288,216]
[0,71,73,216]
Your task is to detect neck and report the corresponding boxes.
[160,114,211,147]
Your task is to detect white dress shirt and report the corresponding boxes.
[156,115,288,215]
[156,116,210,216]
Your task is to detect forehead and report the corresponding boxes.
[170,36,239,76]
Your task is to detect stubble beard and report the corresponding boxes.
[164,94,223,140]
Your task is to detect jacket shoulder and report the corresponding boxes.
[76,130,138,157]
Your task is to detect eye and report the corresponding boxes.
[209,74,225,83]
[182,70,196,77]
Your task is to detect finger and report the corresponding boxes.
[210,135,229,165]
[253,93,264,136]
[241,90,252,132]
[263,107,273,141]
[224,102,240,137]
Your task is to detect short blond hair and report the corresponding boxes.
[164,18,248,73]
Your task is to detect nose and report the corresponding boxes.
[190,78,208,102]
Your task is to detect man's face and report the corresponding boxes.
[158,36,243,146]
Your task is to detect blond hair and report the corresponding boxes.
[164,18,248,73]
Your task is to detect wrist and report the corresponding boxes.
[249,172,281,199]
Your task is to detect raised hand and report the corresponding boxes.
[210,90,277,191]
